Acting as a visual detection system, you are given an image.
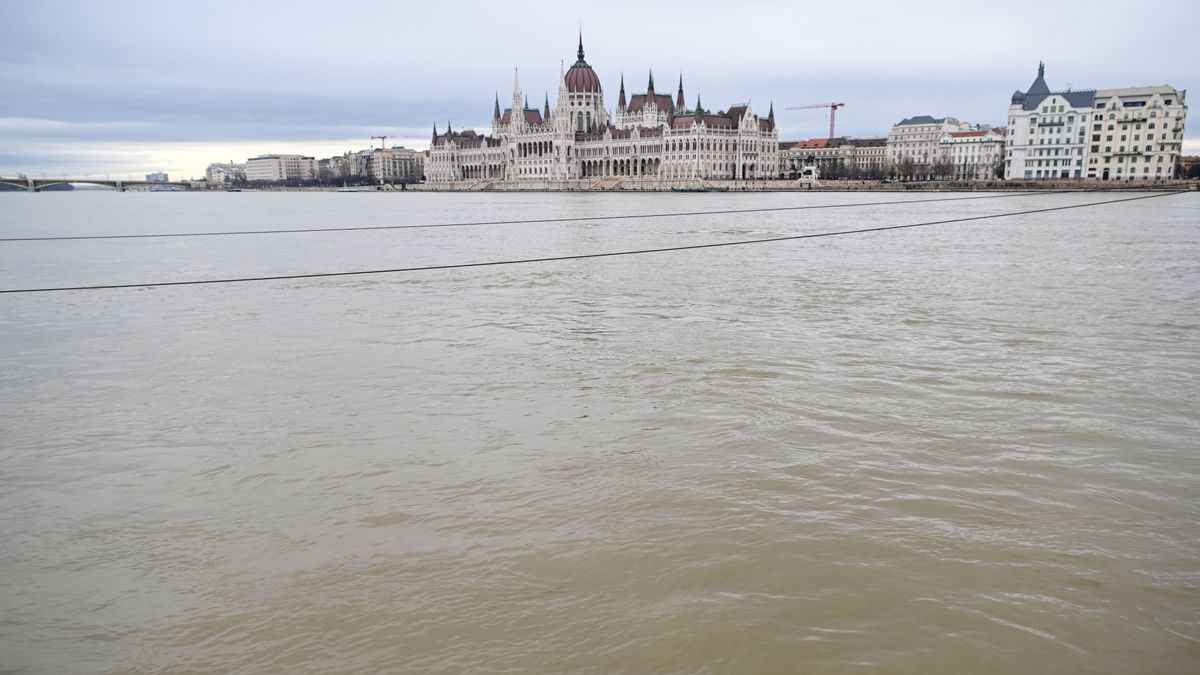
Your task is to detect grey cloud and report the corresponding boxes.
[1,0,1195,177]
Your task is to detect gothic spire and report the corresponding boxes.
[544,92,550,120]
[577,31,585,62]
[676,74,685,109]
[694,94,703,121]
[494,92,501,120]
[618,73,626,110]
[647,69,655,94]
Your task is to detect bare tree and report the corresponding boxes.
[931,159,955,180]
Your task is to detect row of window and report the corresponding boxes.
[1090,146,1172,158]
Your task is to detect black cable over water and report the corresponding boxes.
[0,191,1185,295]
[0,190,1092,243]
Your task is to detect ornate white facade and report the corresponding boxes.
[426,37,779,184]
[1005,62,1188,181]
[938,128,1006,180]
[1004,64,1094,181]
[886,116,966,179]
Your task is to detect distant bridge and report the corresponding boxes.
[0,177,195,192]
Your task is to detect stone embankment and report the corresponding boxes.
[414,178,1197,193]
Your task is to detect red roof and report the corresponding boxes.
[499,109,545,126]
[948,129,1006,138]
[432,130,490,148]
[628,93,675,113]
[565,61,601,93]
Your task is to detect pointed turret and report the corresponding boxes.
[544,92,550,120]
[1027,61,1050,96]
[618,73,627,110]
[432,123,438,143]
[446,120,452,135]
[768,101,775,130]
[647,69,655,96]
[694,95,703,122]
[676,74,685,109]
[494,93,501,121]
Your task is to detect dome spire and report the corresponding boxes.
[577,30,585,62]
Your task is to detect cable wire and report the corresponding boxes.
[0,191,1185,295]
[0,189,1101,243]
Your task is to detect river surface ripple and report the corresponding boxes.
[1,191,1198,674]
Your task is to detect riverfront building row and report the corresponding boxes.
[424,36,779,184]
[208,147,424,186]
[792,63,1187,183]
[1004,63,1187,181]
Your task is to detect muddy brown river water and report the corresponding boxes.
[1,190,1198,673]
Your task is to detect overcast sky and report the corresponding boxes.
[1,0,1196,179]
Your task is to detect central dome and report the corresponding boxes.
[565,36,602,94]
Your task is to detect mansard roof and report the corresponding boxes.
[1018,88,1096,111]
[1011,62,1096,110]
[845,137,886,147]
[897,115,950,126]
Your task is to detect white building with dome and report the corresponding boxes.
[425,36,779,185]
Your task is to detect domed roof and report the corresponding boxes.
[565,35,602,94]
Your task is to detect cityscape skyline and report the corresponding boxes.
[1,0,1196,180]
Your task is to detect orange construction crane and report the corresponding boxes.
[784,103,846,139]
[371,135,388,150]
